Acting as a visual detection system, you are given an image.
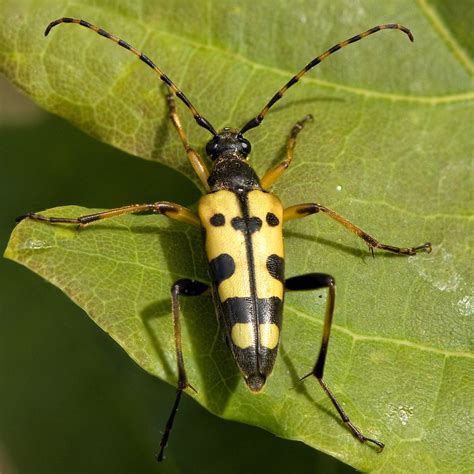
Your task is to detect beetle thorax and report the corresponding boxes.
[207,154,261,192]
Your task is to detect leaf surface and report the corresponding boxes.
[2,0,473,471]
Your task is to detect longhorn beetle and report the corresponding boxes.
[18,18,432,461]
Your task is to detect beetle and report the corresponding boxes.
[18,18,432,461]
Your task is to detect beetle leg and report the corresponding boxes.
[17,201,201,228]
[260,114,313,189]
[166,92,211,191]
[285,273,384,451]
[283,203,431,255]
[157,279,210,461]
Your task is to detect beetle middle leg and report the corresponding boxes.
[260,114,313,189]
[157,278,210,462]
[284,203,431,256]
[285,273,384,450]
[17,201,201,228]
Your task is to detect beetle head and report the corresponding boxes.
[205,128,251,161]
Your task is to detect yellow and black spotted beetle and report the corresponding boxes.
[18,18,432,461]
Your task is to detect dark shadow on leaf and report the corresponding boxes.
[149,86,210,184]
[285,231,412,259]
[73,222,200,237]
[180,296,240,416]
[285,230,365,257]
[151,87,173,160]
[280,342,338,422]
[141,297,176,380]
[147,222,239,415]
[279,342,313,400]
[271,95,345,115]
[262,96,345,169]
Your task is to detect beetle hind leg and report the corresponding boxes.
[156,279,210,462]
[286,273,384,451]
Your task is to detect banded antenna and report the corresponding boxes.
[240,24,413,134]
[45,18,217,136]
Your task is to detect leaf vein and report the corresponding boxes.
[416,0,474,75]
[287,305,473,359]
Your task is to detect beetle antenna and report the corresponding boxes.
[45,18,217,136]
[240,24,413,134]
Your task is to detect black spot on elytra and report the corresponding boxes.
[266,254,284,282]
[231,216,262,234]
[266,212,279,226]
[210,213,225,226]
[209,254,235,286]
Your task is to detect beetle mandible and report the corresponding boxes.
[18,18,432,461]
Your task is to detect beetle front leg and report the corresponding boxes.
[285,273,384,451]
[17,201,201,228]
[260,114,313,189]
[166,92,210,191]
[284,203,431,256]
[157,279,210,462]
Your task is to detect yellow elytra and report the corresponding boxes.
[199,188,284,391]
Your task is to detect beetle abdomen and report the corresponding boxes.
[220,296,283,391]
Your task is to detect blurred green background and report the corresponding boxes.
[0,76,354,473]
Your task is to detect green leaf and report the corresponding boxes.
[2,0,473,471]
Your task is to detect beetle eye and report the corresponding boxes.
[241,139,251,155]
[206,140,219,159]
